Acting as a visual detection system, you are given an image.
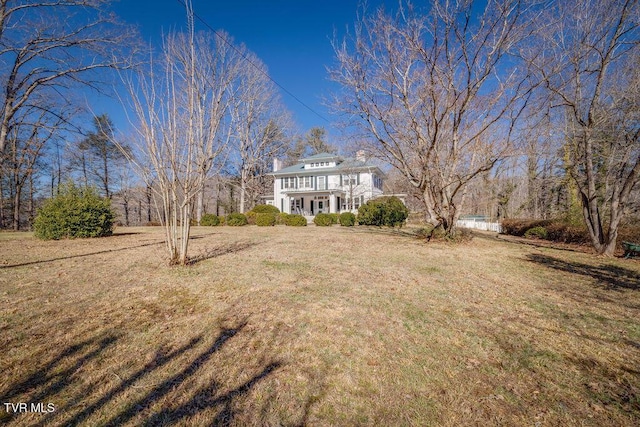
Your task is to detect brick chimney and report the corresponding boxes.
[273,158,282,172]
[356,150,366,162]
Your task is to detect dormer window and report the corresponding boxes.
[320,162,325,166]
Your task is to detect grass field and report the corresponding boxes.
[1,225,639,426]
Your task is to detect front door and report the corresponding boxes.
[317,201,324,213]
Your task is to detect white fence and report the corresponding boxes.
[456,219,502,233]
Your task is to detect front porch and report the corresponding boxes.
[282,190,346,216]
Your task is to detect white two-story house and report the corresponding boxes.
[268,152,385,215]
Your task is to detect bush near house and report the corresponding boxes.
[245,205,279,225]
[33,183,114,240]
[284,214,307,226]
[314,213,333,226]
[276,213,289,225]
[256,213,277,226]
[245,211,257,225]
[328,213,339,224]
[251,204,280,214]
[226,213,248,226]
[200,214,222,226]
[339,212,356,227]
[357,196,408,227]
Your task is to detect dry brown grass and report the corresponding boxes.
[0,226,639,426]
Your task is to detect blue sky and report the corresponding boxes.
[108,0,396,139]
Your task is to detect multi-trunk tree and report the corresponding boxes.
[123,1,259,264]
[526,0,640,255]
[331,0,536,237]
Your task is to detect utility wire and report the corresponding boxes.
[176,0,330,124]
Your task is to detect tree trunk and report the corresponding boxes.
[0,173,5,228]
[28,173,34,226]
[240,169,247,214]
[196,179,204,225]
[146,185,152,223]
[12,185,21,231]
[123,197,129,226]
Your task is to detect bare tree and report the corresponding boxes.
[71,114,126,198]
[1,102,66,229]
[230,53,291,213]
[122,2,233,265]
[0,0,134,155]
[190,31,243,224]
[527,0,640,255]
[331,0,535,237]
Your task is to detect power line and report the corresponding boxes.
[175,0,330,124]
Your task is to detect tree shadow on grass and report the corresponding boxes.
[565,355,640,413]
[187,241,260,265]
[2,321,286,426]
[0,240,166,269]
[526,253,640,290]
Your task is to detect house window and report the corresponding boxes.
[302,176,312,188]
[343,174,357,186]
[373,175,383,190]
[318,176,326,190]
[283,177,297,189]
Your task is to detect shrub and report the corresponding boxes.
[256,212,276,226]
[339,212,356,226]
[500,219,554,236]
[33,183,114,240]
[328,213,339,224]
[314,213,333,226]
[285,214,307,226]
[357,196,408,227]
[226,213,248,226]
[524,226,548,239]
[251,204,280,214]
[200,214,221,226]
[276,212,289,225]
[245,211,257,225]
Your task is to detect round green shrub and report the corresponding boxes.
[328,213,339,224]
[276,212,289,225]
[339,212,356,226]
[251,204,280,214]
[226,213,248,226]
[524,226,548,239]
[200,214,221,226]
[285,214,307,226]
[33,183,114,240]
[314,213,333,226]
[256,212,276,226]
[245,211,257,225]
[357,196,408,227]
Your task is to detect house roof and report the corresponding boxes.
[300,152,342,162]
[271,156,384,177]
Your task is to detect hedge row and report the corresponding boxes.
[501,218,590,244]
[501,218,640,249]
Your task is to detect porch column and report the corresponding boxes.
[329,194,336,213]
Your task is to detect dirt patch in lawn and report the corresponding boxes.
[1,226,639,426]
